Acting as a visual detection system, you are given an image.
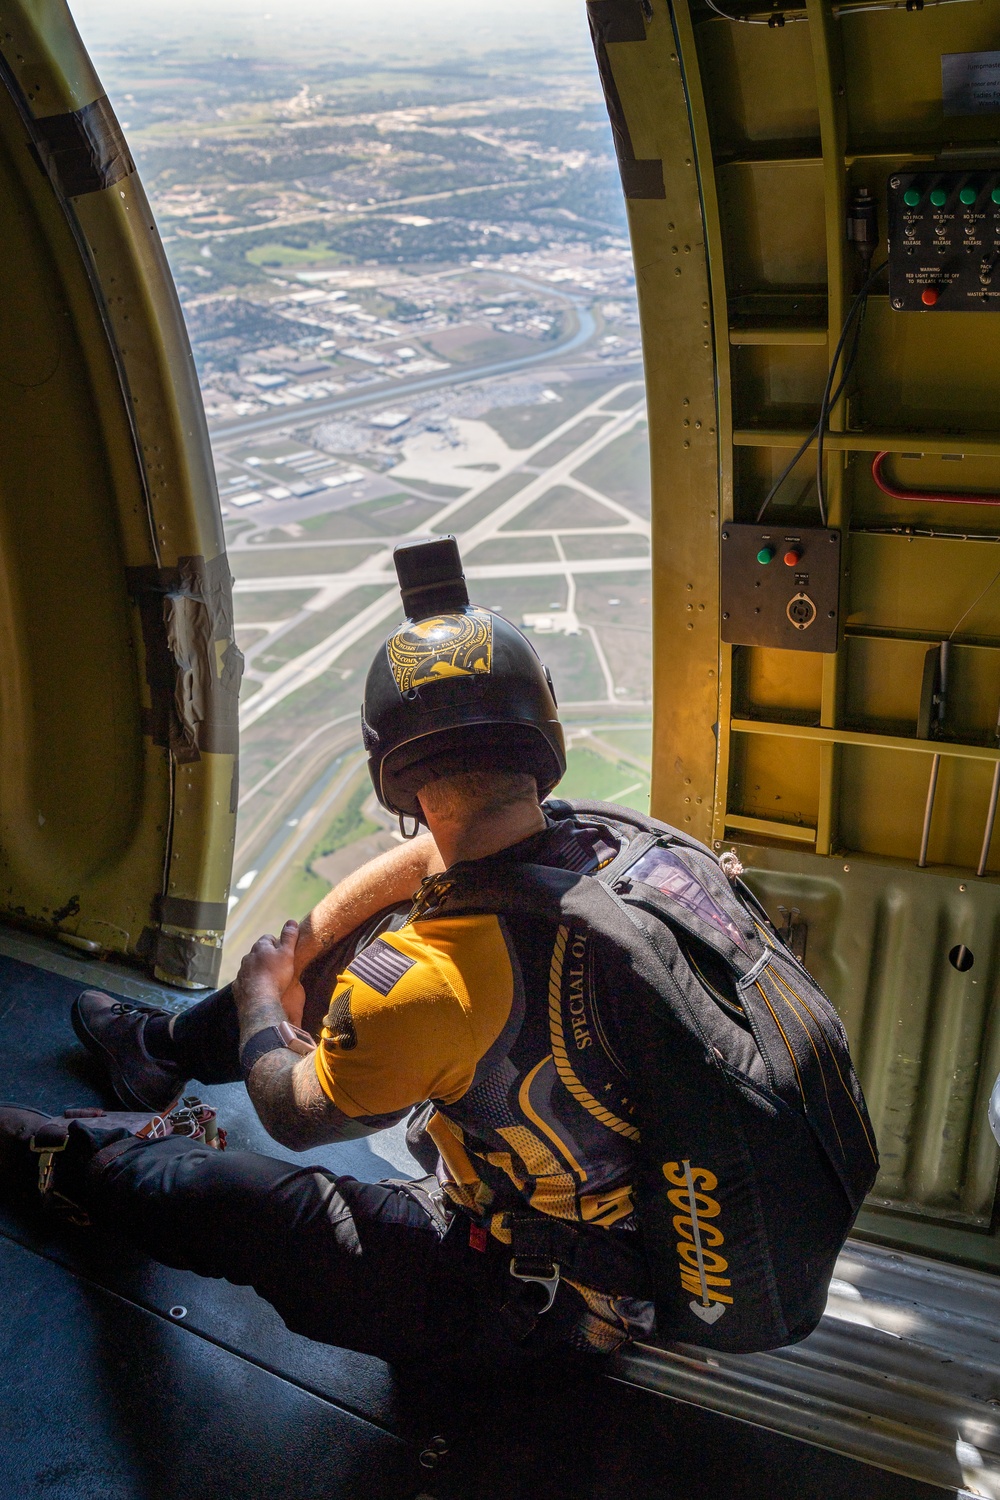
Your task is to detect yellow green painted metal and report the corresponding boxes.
[598,0,1000,1264]
[0,0,238,986]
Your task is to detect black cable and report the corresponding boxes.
[815,259,888,525]
[754,299,866,523]
[754,260,886,525]
[702,0,807,20]
[702,0,771,20]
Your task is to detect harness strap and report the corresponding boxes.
[497,1210,651,1342]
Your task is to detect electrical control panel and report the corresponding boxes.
[888,170,1000,312]
[720,525,841,653]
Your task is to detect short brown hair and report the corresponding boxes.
[417,770,537,822]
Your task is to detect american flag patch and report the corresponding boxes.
[346,938,416,996]
[543,823,618,874]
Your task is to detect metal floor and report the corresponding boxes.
[0,930,953,1500]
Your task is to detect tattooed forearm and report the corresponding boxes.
[246,1048,375,1150]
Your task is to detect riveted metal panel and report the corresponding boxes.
[0,2,238,986]
[598,0,1000,1264]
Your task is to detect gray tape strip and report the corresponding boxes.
[154,930,222,989]
[587,0,666,201]
[159,896,230,933]
[34,96,134,198]
[127,554,244,760]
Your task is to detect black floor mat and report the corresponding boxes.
[0,1235,414,1500]
[0,952,417,1428]
[0,947,951,1500]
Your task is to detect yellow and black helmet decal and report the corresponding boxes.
[386,610,492,693]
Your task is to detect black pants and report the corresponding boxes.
[61,1123,582,1372]
[60,940,588,1371]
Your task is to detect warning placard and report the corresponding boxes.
[943,51,1000,116]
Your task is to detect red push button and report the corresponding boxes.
[783,548,802,567]
[921,286,939,306]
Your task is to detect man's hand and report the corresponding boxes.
[233,916,384,1152]
[234,919,299,1026]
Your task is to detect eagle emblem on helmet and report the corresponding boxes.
[386,610,493,693]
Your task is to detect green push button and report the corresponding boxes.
[993,187,1000,206]
[903,188,921,207]
[757,546,775,565]
[960,185,978,205]
[930,187,948,207]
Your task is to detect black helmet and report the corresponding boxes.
[362,536,566,819]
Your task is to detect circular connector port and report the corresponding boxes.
[787,593,817,631]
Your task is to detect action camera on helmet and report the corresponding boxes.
[361,535,566,819]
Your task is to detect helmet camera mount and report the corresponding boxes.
[393,535,469,621]
[361,534,567,820]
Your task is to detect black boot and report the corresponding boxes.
[71,991,186,1111]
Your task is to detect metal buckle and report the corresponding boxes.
[29,1137,90,1224]
[509,1255,561,1315]
[30,1137,68,1197]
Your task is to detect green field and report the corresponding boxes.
[388,477,467,500]
[558,746,651,813]
[601,383,645,411]
[483,375,625,449]
[574,572,653,628]
[245,241,347,267]
[477,576,569,618]
[234,544,385,579]
[560,534,649,560]
[465,535,559,566]
[443,471,533,531]
[531,629,605,704]
[233,589,316,624]
[309,775,381,865]
[501,486,618,531]
[572,423,650,517]
[531,417,612,469]
[254,586,388,671]
[277,494,441,539]
[589,727,652,766]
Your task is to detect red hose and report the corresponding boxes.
[872,451,1000,507]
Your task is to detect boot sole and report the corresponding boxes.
[70,997,182,1114]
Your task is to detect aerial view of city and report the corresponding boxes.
[74,0,653,972]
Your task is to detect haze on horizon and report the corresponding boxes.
[69,0,592,66]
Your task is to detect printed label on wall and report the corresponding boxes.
[943,51,1000,116]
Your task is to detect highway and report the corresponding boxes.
[226,745,367,950]
[173,175,553,243]
[210,304,598,443]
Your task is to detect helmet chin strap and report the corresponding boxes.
[398,812,422,840]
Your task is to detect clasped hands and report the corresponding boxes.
[232,918,311,1030]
